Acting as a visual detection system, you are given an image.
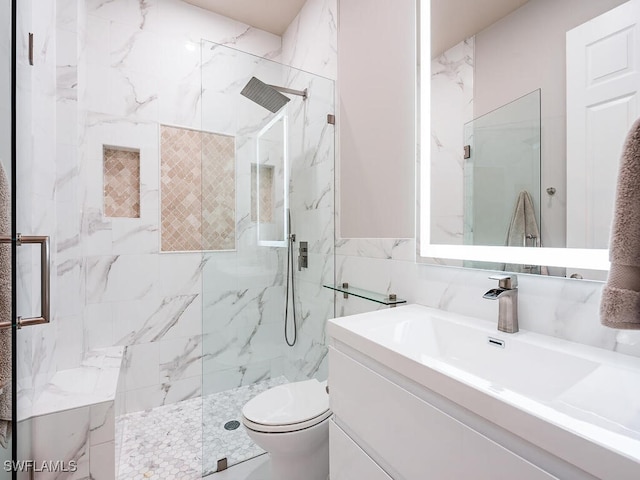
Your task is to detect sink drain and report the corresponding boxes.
[224,420,240,431]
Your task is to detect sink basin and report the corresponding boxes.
[363,307,601,402]
[328,304,640,473]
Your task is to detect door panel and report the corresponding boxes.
[567,0,640,249]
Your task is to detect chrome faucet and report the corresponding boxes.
[483,274,519,333]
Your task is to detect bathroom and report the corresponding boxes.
[0,0,639,479]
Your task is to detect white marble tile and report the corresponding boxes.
[335,254,393,295]
[87,0,160,29]
[108,21,162,75]
[54,314,84,370]
[431,37,474,245]
[110,217,159,255]
[158,253,206,296]
[123,384,161,414]
[122,342,159,391]
[57,0,79,33]
[282,0,337,80]
[85,254,159,304]
[158,335,203,384]
[335,238,414,261]
[90,401,115,446]
[111,292,200,347]
[31,346,124,417]
[32,406,91,480]
[202,358,276,397]
[90,440,116,480]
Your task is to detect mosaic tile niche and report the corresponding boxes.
[103,146,141,218]
[160,125,236,252]
[250,163,274,223]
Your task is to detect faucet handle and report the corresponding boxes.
[489,274,518,289]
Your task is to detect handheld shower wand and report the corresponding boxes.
[284,209,298,346]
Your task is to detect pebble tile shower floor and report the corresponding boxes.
[117,377,287,479]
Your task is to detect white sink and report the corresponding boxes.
[328,304,640,475]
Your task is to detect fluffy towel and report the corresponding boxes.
[503,191,548,275]
[0,161,10,447]
[601,118,640,329]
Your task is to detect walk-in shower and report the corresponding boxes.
[197,41,335,475]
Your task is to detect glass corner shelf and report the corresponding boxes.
[323,283,407,306]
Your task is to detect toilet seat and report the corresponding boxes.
[242,379,331,434]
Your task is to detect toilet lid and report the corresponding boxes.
[242,379,329,426]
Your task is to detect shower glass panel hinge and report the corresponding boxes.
[463,145,471,159]
[216,458,228,472]
[327,114,335,125]
[28,33,34,65]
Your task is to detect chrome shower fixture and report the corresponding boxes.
[240,76,307,113]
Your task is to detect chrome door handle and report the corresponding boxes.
[0,234,50,329]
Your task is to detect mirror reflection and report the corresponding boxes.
[255,111,288,246]
[430,0,637,278]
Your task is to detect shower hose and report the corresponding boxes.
[285,214,297,347]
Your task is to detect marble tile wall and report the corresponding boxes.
[78,0,283,413]
[198,41,336,395]
[10,0,286,417]
[281,0,338,382]
[28,347,124,480]
[14,0,338,423]
[281,0,338,80]
[430,37,474,245]
[335,238,640,359]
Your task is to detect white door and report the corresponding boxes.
[566,0,640,249]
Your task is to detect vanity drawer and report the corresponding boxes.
[330,419,392,480]
[329,346,558,480]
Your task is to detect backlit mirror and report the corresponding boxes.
[255,109,288,247]
[420,0,640,280]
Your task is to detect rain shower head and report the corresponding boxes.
[241,77,290,113]
[240,76,308,113]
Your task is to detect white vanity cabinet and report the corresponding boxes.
[327,305,640,480]
[329,346,558,480]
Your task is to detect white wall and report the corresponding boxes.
[337,0,416,238]
[474,0,627,249]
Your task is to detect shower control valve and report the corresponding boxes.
[298,241,308,271]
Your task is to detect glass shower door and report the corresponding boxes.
[199,41,336,475]
[0,1,13,477]
[2,2,55,478]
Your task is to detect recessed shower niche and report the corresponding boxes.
[103,146,141,219]
[251,163,275,223]
[160,125,236,252]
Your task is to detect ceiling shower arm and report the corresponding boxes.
[268,84,308,100]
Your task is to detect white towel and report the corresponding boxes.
[0,161,11,447]
[503,191,548,275]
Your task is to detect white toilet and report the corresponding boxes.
[241,379,331,480]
